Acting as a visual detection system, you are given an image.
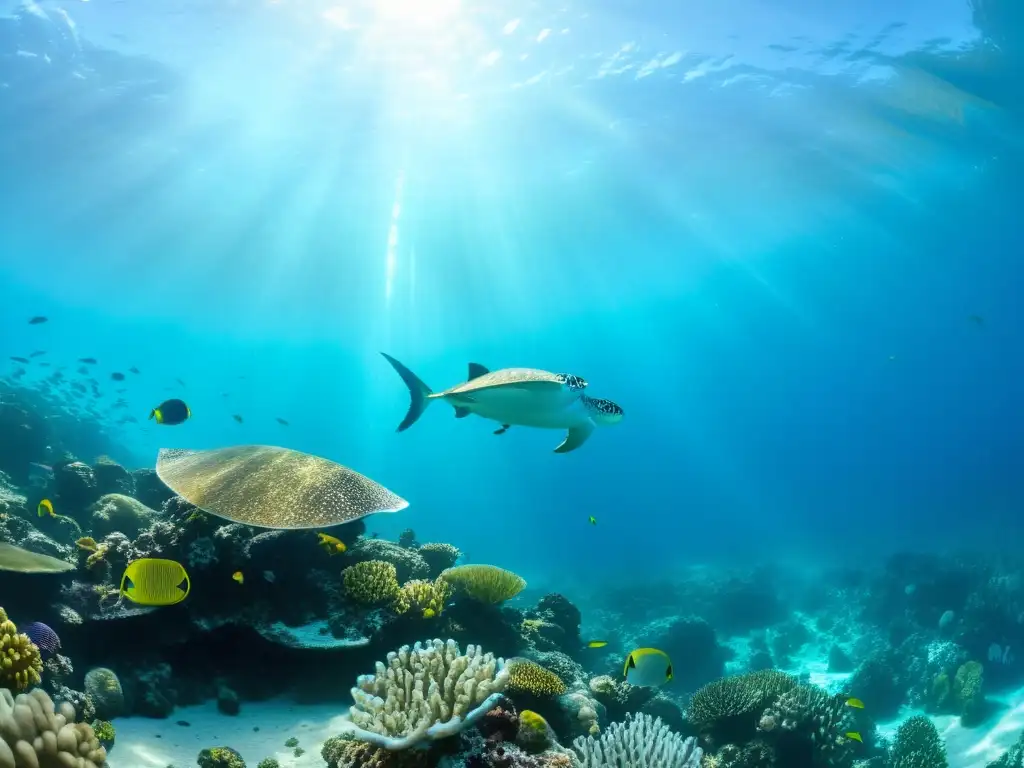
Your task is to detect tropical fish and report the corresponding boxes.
[28,463,53,483]
[275,417,289,426]
[232,414,243,423]
[10,357,29,364]
[119,558,191,606]
[623,648,673,687]
[846,697,865,709]
[845,732,863,743]
[22,622,61,657]
[37,499,55,518]
[78,358,97,364]
[316,532,346,555]
[381,354,624,453]
[28,316,48,324]
[129,367,140,374]
[29,350,46,358]
[76,366,89,375]
[586,640,608,648]
[176,378,186,387]
[588,516,597,525]
[111,372,125,381]
[150,398,191,425]
[263,570,276,583]
[232,571,244,584]
[155,445,408,528]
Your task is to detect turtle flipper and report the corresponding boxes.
[554,420,595,453]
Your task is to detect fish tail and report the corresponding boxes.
[381,353,433,432]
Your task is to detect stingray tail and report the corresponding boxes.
[381,353,433,432]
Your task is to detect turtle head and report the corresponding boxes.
[557,373,588,392]
[583,396,623,426]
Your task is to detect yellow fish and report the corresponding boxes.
[624,648,673,687]
[587,640,608,648]
[232,571,244,585]
[423,608,436,619]
[37,499,55,518]
[845,732,863,743]
[316,532,346,555]
[846,697,865,709]
[588,516,597,525]
[120,558,191,606]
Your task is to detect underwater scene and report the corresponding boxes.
[1,0,1022,766]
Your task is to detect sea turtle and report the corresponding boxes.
[381,353,623,453]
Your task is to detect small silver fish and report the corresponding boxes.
[263,570,276,583]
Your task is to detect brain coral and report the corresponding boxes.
[89,493,156,539]
[417,543,461,577]
[346,638,508,750]
[0,687,107,768]
[439,565,526,604]
[505,658,567,696]
[84,667,124,720]
[0,608,42,692]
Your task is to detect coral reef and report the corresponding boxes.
[0,687,107,768]
[572,712,702,768]
[890,714,948,768]
[506,659,568,697]
[0,608,43,691]
[440,566,527,604]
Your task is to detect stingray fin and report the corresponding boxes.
[454,406,472,419]
[467,362,489,380]
[554,420,595,453]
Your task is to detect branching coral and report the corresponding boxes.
[345,638,508,750]
[343,561,402,606]
[572,712,702,768]
[687,670,797,741]
[758,684,859,766]
[505,659,567,696]
[440,565,526,604]
[0,687,107,768]
[0,608,42,691]
[890,714,948,768]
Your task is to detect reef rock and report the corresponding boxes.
[90,493,157,539]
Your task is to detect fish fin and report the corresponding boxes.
[554,420,595,453]
[381,353,434,432]
[454,406,472,419]
[494,424,510,435]
[467,362,489,380]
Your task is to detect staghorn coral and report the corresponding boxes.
[0,687,107,768]
[345,638,509,750]
[505,659,567,697]
[440,565,526,604]
[687,670,798,742]
[890,715,948,768]
[418,543,462,577]
[572,712,702,768]
[400,578,454,618]
[343,561,403,607]
[0,608,42,691]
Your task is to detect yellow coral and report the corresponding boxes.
[519,710,549,734]
[439,564,526,604]
[0,607,43,690]
[342,561,401,606]
[400,578,454,618]
[505,658,566,696]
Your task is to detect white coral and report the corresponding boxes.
[346,638,508,750]
[572,712,702,768]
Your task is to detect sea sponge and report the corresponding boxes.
[516,710,555,753]
[439,565,526,604]
[342,561,402,606]
[0,687,108,768]
[345,638,508,750]
[0,607,43,691]
[572,712,702,768]
[84,667,124,720]
[687,670,798,738]
[890,714,948,768]
[417,543,461,576]
[505,658,567,696]
[399,579,454,618]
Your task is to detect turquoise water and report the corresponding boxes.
[1,0,1021,590]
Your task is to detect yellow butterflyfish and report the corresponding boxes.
[316,532,346,555]
[120,558,191,606]
[37,498,55,518]
[232,571,244,585]
[623,648,673,687]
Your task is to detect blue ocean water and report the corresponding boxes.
[1,3,1024,763]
